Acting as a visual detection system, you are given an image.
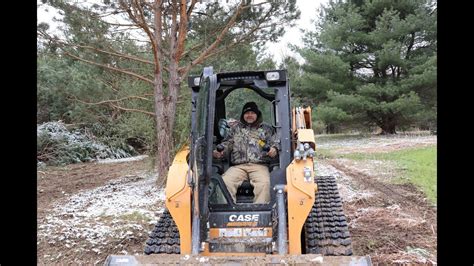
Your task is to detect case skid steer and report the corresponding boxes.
[105,67,371,265]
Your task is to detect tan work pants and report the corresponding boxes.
[222,163,270,204]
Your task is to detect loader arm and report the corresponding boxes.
[286,107,318,254]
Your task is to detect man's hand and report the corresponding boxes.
[213,150,224,158]
[267,147,277,158]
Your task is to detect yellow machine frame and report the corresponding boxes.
[165,107,317,255]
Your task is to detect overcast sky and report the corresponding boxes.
[37,0,329,65]
[266,0,328,64]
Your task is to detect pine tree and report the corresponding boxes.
[38,0,300,180]
[297,0,437,134]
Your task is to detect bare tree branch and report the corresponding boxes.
[64,51,155,85]
[198,30,257,63]
[72,43,155,65]
[40,30,161,81]
[120,0,160,71]
[179,1,248,77]
[175,0,189,61]
[111,37,151,44]
[95,10,129,18]
[180,41,204,59]
[103,21,141,27]
[109,26,144,32]
[75,95,153,105]
[110,103,156,116]
[71,94,155,116]
[135,0,160,53]
[186,0,198,18]
[154,0,164,79]
[178,2,273,77]
[99,79,120,92]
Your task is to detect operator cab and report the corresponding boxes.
[188,68,292,213]
[210,86,280,205]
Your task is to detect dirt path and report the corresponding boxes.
[37,134,437,265]
[332,161,436,263]
[314,133,437,264]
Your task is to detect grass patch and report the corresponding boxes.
[343,146,437,205]
[315,148,336,159]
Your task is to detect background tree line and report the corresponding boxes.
[291,0,437,134]
[37,0,436,180]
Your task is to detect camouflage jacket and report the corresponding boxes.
[220,121,277,165]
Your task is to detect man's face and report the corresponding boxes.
[243,111,257,124]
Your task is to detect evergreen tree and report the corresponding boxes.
[297,0,436,134]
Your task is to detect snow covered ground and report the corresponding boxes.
[38,171,165,262]
[97,155,149,164]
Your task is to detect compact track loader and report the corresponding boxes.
[105,67,371,265]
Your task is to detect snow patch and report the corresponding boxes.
[54,172,162,217]
[97,155,148,164]
[37,121,136,165]
[38,171,166,255]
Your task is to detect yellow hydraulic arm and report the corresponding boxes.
[286,106,318,254]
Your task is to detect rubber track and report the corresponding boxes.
[144,210,181,255]
[304,175,353,256]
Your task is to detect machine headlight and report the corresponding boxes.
[193,77,201,86]
[266,72,280,81]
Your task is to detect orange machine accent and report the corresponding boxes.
[291,106,314,150]
[287,105,318,253]
[165,146,192,254]
[292,106,313,130]
[296,129,316,150]
[286,158,317,254]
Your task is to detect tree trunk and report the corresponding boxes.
[154,71,174,186]
[154,103,173,186]
[326,124,337,134]
[379,120,397,134]
[155,124,172,184]
[152,60,181,186]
